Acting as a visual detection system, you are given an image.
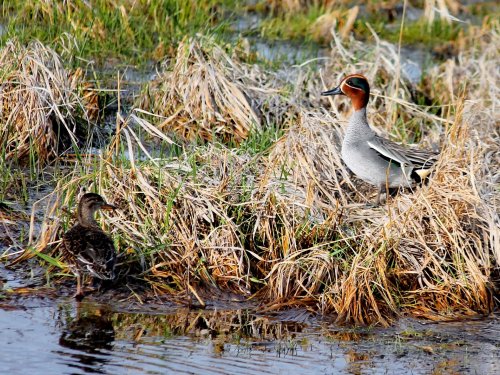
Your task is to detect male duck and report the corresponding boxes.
[62,193,117,299]
[322,74,438,205]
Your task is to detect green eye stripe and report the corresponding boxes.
[349,77,369,93]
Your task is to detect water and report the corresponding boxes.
[1,294,499,374]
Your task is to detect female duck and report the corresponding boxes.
[322,74,438,204]
[62,193,117,299]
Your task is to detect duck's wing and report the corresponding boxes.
[402,147,439,169]
[367,136,414,167]
[77,230,117,280]
[62,225,86,260]
[368,136,438,169]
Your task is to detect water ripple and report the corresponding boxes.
[1,301,499,375]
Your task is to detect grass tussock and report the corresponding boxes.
[0,40,98,165]
[21,139,257,296]
[13,22,500,326]
[254,26,499,323]
[137,37,294,143]
[253,102,495,324]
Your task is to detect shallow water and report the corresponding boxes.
[1,293,499,375]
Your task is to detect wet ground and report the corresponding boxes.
[1,266,499,375]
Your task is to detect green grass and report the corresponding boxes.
[258,4,326,42]
[0,160,30,205]
[0,1,482,68]
[469,1,500,19]
[237,123,284,156]
[356,18,462,48]
[254,2,464,52]
[0,0,239,66]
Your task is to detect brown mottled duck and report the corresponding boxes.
[62,193,117,299]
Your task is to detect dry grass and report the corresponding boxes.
[310,6,359,42]
[11,22,500,325]
[17,138,257,296]
[251,25,498,324]
[0,40,98,165]
[136,37,294,144]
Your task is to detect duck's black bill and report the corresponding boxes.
[321,86,344,96]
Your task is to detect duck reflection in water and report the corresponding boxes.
[59,303,115,373]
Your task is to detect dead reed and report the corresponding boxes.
[19,138,257,297]
[0,40,98,165]
[13,23,500,325]
[136,37,294,143]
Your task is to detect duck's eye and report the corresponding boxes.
[347,79,353,85]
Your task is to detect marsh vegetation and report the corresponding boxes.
[0,0,498,331]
